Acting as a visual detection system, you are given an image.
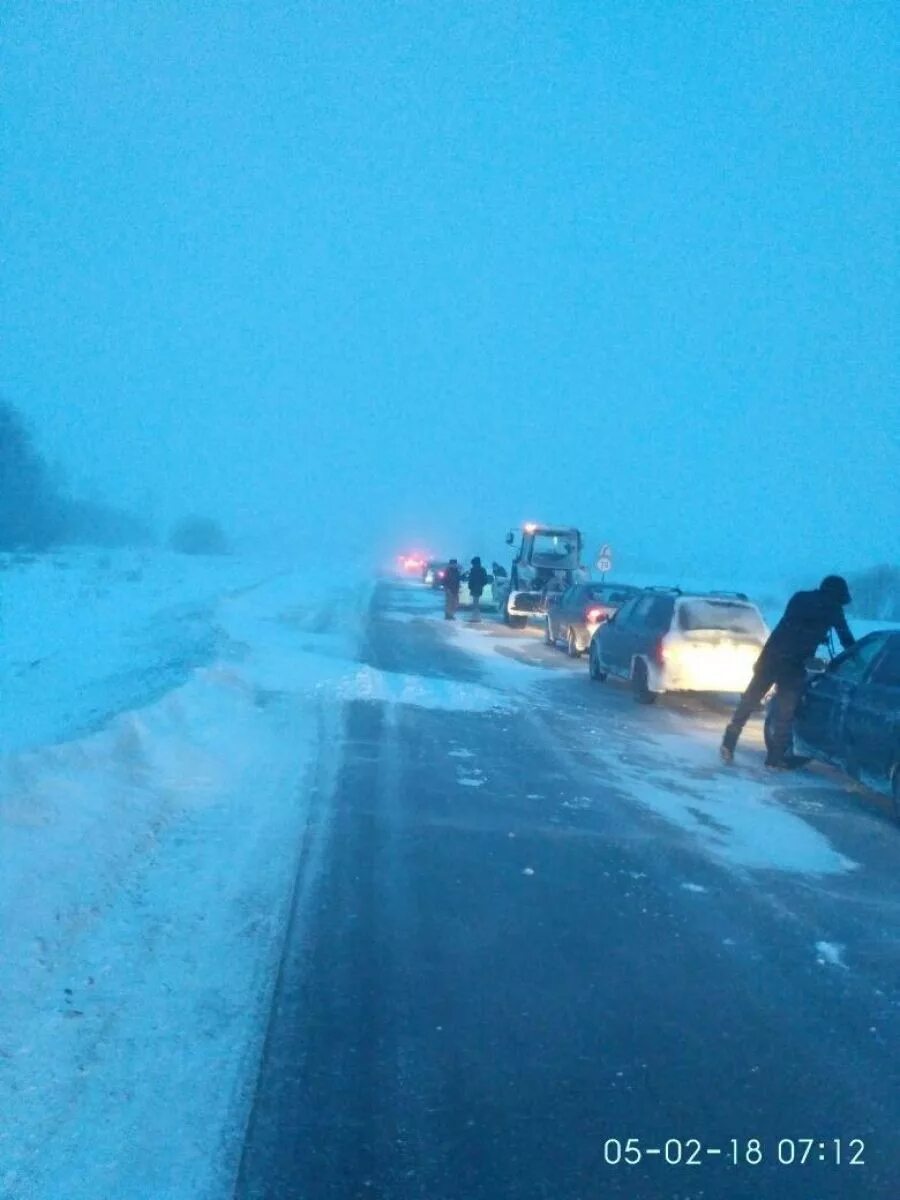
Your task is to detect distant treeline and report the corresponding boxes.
[0,398,153,550]
[0,398,228,555]
[847,564,900,623]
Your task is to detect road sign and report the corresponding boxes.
[597,556,612,573]
[596,543,612,573]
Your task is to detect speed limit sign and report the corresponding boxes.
[596,543,612,573]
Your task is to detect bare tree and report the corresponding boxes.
[0,399,65,549]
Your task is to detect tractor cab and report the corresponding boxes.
[497,523,585,626]
[508,524,583,589]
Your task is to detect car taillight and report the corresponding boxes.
[654,638,667,665]
[586,606,605,623]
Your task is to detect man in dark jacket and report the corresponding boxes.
[443,558,462,620]
[466,556,489,621]
[721,575,855,768]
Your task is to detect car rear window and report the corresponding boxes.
[585,585,636,604]
[868,639,900,686]
[677,599,766,639]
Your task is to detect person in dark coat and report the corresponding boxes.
[466,556,489,621]
[721,575,855,768]
[443,558,461,620]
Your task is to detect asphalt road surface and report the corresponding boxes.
[235,580,900,1200]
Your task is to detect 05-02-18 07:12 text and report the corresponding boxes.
[602,1138,866,1167]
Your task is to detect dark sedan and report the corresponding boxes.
[544,582,639,657]
[789,631,900,817]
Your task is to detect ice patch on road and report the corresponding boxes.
[681,883,708,894]
[455,761,486,788]
[625,770,855,875]
[816,941,848,969]
[447,620,557,690]
[589,728,857,877]
[337,664,511,713]
[385,581,444,609]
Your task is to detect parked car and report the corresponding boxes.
[589,587,769,703]
[423,561,449,588]
[545,582,640,656]
[783,631,900,816]
[397,552,427,575]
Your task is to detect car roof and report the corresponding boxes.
[634,587,753,603]
[858,629,900,646]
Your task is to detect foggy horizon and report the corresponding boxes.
[3,2,897,582]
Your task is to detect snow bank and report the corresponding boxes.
[0,555,373,1200]
[0,548,269,755]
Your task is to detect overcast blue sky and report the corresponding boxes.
[2,2,897,580]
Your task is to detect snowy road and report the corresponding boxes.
[235,580,900,1200]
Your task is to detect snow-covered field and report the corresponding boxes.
[0,549,283,756]
[0,550,373,1200]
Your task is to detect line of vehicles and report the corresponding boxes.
[407,521,900,819]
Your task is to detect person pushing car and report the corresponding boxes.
[721,575,855,769]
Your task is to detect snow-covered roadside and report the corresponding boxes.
[0,548,273,755]
[0,560,373,1200]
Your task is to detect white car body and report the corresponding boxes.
[650,631,764,694]
[648,597,768,695]
[591,590,769,700]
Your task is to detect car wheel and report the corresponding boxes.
[631,658,656,704]
[567,627,581,658]
[589,642,607,682]
[544,618,554,645]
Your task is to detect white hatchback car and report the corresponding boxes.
[589,589,769,703]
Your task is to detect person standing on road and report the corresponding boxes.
[720,575,856,769]
[443,558,461,621]
[467,556,489,622]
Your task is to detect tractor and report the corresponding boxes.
[494,523,585,629]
